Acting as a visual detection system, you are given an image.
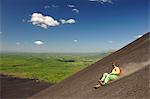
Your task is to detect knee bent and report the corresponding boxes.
[103,73,109,75]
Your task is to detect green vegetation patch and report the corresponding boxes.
[0,52,111,84]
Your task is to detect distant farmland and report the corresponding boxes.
[0,52,111,84]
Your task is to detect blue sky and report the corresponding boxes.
[0,0,149,53]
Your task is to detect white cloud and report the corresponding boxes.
[59,19,66,24]
[60,19,76,24]
[74,39,78,42]
[30,13,60,29]
[22,19,26,22]
[44,5,58,9]
[66,19,76,24]
[29,13,76,28]
[44,5,50,9]
[51,5,58,8]
[135,35,143,39]
[16,42,21,45]
[108,41,113,43]
[67,4,75,8]
[72,8,79,14]
[38,24,47,29]
[89,0,113,4]
[34,40,44,45]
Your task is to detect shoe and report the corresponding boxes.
[94,84,101,89]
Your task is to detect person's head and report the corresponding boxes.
[112,61,119,67]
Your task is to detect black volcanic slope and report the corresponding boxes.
[29,32,150,99]
[0,74,51,99]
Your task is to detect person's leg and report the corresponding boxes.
[109,75,118,80]
[104,74,118,84]
[103,74,110,84]
[100,73,109,81]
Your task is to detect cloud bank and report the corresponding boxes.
[30,13,60,28]
[29,13,76,28]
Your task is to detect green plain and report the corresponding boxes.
[0,52,111,84]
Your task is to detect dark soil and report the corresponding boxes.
[0,74,52,99]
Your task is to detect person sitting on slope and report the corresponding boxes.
[98,62,123,86]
